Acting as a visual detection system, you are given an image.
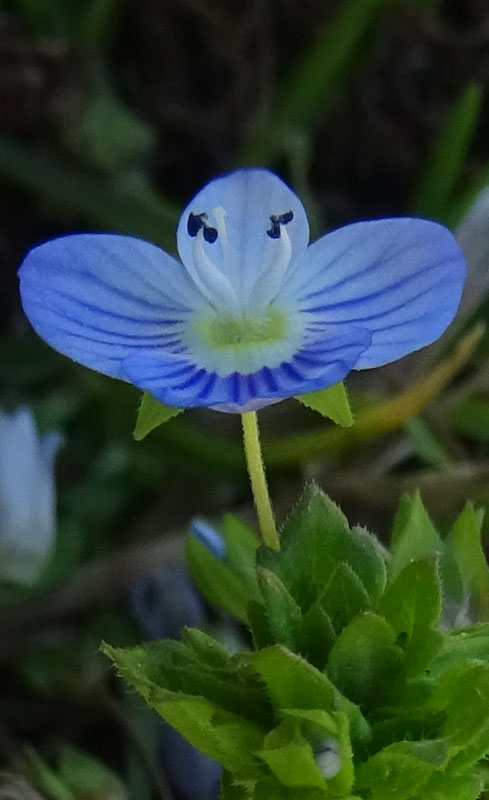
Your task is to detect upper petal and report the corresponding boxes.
[19,233,202,380]
[176,169,309,307]
[282,218,466,368]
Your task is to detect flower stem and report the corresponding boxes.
[241,411,279,550]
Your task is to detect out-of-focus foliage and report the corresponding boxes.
[2,0,489,798]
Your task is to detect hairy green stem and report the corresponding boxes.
[241,411,279,550]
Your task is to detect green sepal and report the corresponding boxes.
[379,556,444,676]
[133,391,182,440]
[389,491,442,580]
[327,613,403,708]
[296,382,353,426]
[355,739,449,800]
[259,485,386,614]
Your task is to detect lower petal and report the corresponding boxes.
[122,326,370,413]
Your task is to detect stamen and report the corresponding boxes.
[267,210,294,239]
[203,227,218,244]
[212,206,229,251]
[187,212,207,237]
[248,223,293,310]
[188,230,241,313]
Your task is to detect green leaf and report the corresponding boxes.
[186,535,254,623]
[57,745,127,799]
[222,514,260,592]
[258,721,328,789]
[410,84,482,220]
[103,640,269,774]
[298,604,336,670]
[327,613,403,708]
[257,568,303,650]
[221,772,251,800]
[446,503,489,621]
[430,661,489,771]
[431,623,489,676]
[423,770,484,800]
[253,645,335,712]
[259,486,386,612]
[379,557,443,676]
[296,382,353,426]
[133,391,182,440]
[355,740,449,800]
[317,562,372,633]
[271,0,389,131]
[405,417,450,466]
[389,492,442,580]
[102,638,270,724]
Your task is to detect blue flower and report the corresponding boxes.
[19,169,465,414]
[0,408,61,584]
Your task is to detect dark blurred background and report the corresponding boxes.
[1,1,489,798]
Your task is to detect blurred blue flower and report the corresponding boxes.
[131,562,205,640]
[0,408,61,584]
[131,562,220,800]
[191,518,226,560]
[19,169,465,413]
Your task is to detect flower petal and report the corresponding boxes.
[122,326,370,412]
[19,233,204,379]
[176,169,309,306]
[282,218,465,368]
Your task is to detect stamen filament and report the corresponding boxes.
[190,232,241,313]
[247,225,292,311]
[241,411,279,550]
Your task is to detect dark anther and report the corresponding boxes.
[266,222,281,239]
[266,209,293,239]
[203,226,218,244]
[278,210,294,225]
[187,212,207,237]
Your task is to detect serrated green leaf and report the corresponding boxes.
[259,486,386,612]
[186,535,254,623]
[253,645,335,712]
[389,491,442,580]
[102,638,270,723]
[133,391,182,440]
[379,557,443,676]
[296,382,353,426]
[257,568,303,650]
[299,604,336,670]
[221,771,251,800]
[355,739,449,800]
[327,613,403,708]
[446,503,489,621]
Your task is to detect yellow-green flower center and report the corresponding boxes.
[201,310,287,348]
